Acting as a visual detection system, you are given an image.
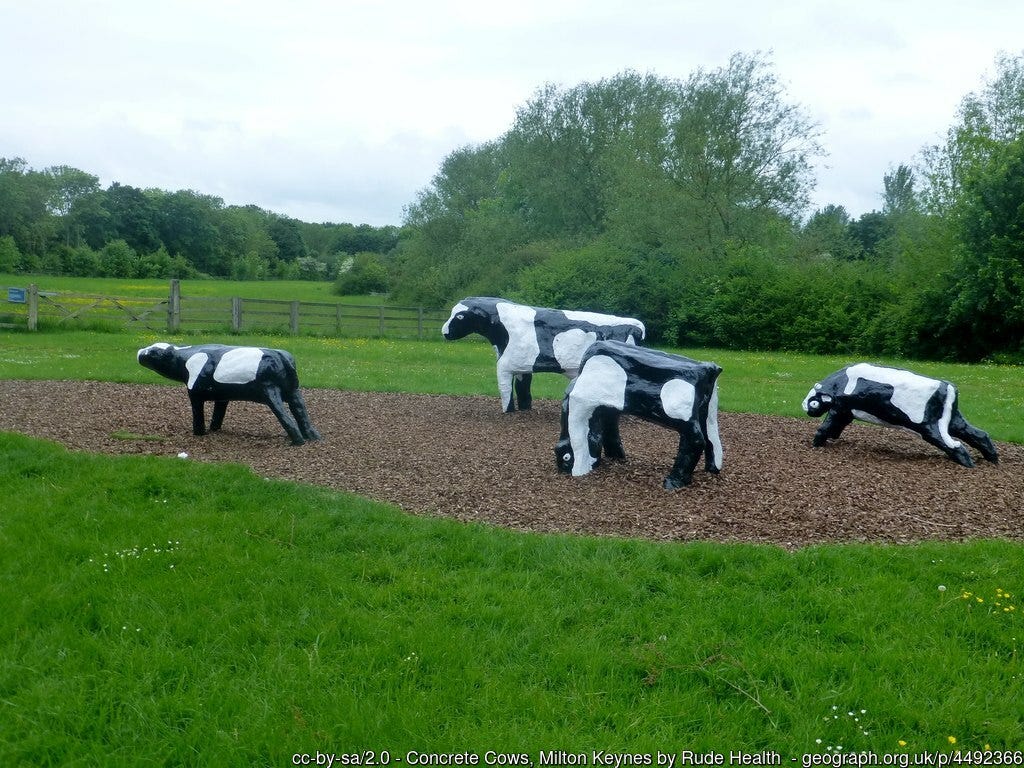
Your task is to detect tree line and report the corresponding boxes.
[0,163,398,284]
[390,51,1024,364]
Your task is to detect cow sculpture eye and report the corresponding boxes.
[562,452,572,463]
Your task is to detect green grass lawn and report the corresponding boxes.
[2,328,1023,761]
[0,273,389,304]
[1,431,1020,764]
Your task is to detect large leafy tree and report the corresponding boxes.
[946,136,1024,359]
[922,51,1024,214]
[152,189,226,275]
[101,182,161,253]
[917,51,1024,360]
[45,165,101,247]
[501,71,674,238]
[664,52,822,254]
[0,157,54,256]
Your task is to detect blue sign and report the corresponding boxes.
[7,287,26,304]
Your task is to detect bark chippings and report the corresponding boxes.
[2,380,1021,548]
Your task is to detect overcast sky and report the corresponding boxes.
[2,1,1022,226]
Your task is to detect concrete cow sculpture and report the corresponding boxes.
[442,297,646,412]
[802,362,998,467]
[555,340,723,490]
[138,342,320,445]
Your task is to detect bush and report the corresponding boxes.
[0,235,23,272]
[334,252,389,296]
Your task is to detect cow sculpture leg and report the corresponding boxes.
[514,373,533,411]
[286,390,321,442]
[584,408,625,464]
[917,425,974,467]
[664,422,706,490]
[812,409,855,447]
[949,414,999,463]
[189,394,209,436]
[209,400,229,431]
[598,410,626,460]
[263,387,311,445]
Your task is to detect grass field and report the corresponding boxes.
[1,320,1023,761]
[0,273,378,304]
[1,431,1021,764]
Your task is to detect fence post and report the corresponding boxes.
[231,297,242,332]
[417,307,424,339]
[168,279,181,332]
[335,303,343,334]
[378,305,385,336]
[27,284,38,331]
[290,300,300,334]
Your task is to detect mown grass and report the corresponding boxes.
[0,431,1021,765]
[0,273,384,304]
[2,328,1023,442]
[2,326,1023,758]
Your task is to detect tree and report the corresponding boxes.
[152,189,226,275]
[267,215,307,262]
[502,71,674,238]
[45,165,100,246]
[946,136,1024,359]
[665,52,823,254]
[0,157,54,256]
[921,51,1024,214]
[800,205,861,260]
[882,164,918,215]
[101,183,161,253]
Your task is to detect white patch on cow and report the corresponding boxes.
[137,341,172,361]
[562,309,645,339]
[552,328,598,372]
[442,302,469,336]
[495,302,540,410]
[706,382,723,471]
[661,378,696,421]
[938,384,962,449]
[213,347,264,384]
[185,353,209,389]
[567,355,627,476]
[844,363,939,424]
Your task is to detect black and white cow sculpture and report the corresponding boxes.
[137,343,320,445]
[802,362,998,467]
[554,341,723,490]
[442,297,646,412]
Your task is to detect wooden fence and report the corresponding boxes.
[0,281,449,340]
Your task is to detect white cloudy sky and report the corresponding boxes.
[2,0,1022,226]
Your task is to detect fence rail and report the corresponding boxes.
[1,281,448,340]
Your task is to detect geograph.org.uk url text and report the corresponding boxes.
[288,751,1024,768]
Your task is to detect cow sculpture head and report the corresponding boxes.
[802,384,834,418]
[442,299,496,340]
[137,342,189,382]
[554,437,574,474]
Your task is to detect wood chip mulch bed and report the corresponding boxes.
[2,380,1021,548]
